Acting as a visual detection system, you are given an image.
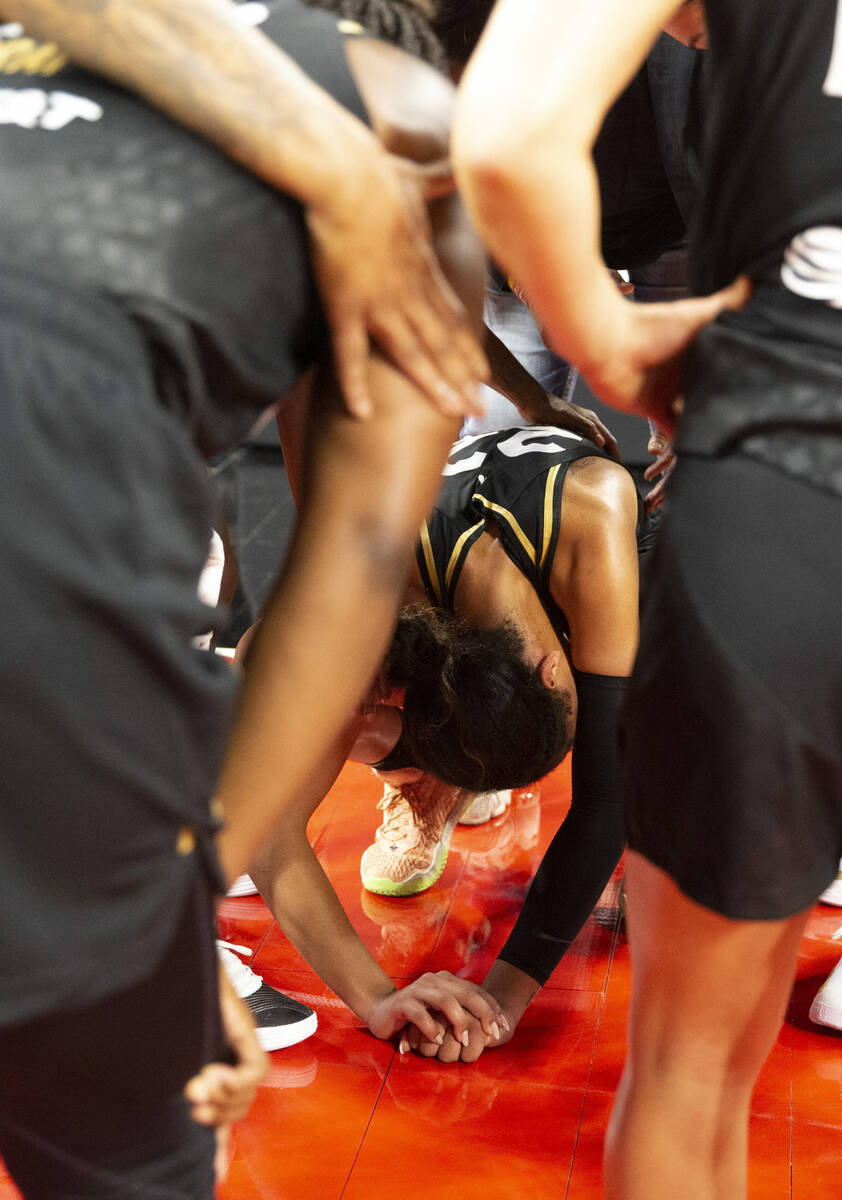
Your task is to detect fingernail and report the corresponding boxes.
[500,1015,511,1032]
[491,1021,500,1041]
[435,1032,444,1045]
[461,1030,469,1047]
[399,1039,409,1054]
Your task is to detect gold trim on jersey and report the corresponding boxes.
[444,520,485,593]
[419,521,442,603]
[471,495,536,565]
[539,464,561,569]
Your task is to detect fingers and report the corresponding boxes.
[643,445,676,512]
[371,974,508,1047]
[450,1015,489,1064]
[329,312,373,420]
[371,305,482,420]
[434,973,508,1040]
[643,447,676,483]
[413,258,490,412]
[392,991,449,1045]
[400,978,479,1043]
[186,1062,252,1127]
[584,410,621,461]
[399,1016,491,1064]
[712,273,752,315]
[644,475,669,513]
[214,1125,232,1183]
[220,983,270,1089]
[187,964,268,1129]
[418,973,506,1042]
[397,973,508,1042]
[330,294,487,423]
[673,273,752,341]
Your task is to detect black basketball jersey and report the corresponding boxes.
[697,0,842,301]
[0,2,367,457]
[416,427,642,631]
[677,0,842,488]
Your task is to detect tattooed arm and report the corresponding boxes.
[0,0,485,416]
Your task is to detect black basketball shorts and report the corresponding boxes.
[622,451,842,919]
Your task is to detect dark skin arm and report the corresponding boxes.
[484,326,621,459]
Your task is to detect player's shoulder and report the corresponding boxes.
[561,454,638,523]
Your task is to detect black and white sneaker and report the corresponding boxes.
[226,873,259,897]
[217,941,318,1051]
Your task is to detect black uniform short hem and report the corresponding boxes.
[622,452,842,921]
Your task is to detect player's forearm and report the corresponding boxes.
[482,959,541,1032]
[3,0,381,211]
[253,832,397,1026]
[214,516,410,880]
[215,362,457,879]
[484,325,560,423]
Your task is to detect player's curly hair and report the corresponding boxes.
[382,605,574,791]
[302,0,449,71]
[303,0,495,70]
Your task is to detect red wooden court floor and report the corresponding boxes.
[4,757,842,1198]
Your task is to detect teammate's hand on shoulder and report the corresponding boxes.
[541,396,621,461]
[305,143,487,421]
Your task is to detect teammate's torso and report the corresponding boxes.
[697,0,842,306]
[679,0,842,487]
[416,427,612,628]
[0,2,367,456]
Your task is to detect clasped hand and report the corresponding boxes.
[367,971,509,1063]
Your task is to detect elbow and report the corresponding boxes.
[451,109,524,222]
[452,104,579,237]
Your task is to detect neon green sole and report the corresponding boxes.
[361,844,449,897]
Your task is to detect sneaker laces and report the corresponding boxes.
[216,939,262,998]
[375,785,418,848]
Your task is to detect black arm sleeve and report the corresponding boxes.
[498,670,628,986]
